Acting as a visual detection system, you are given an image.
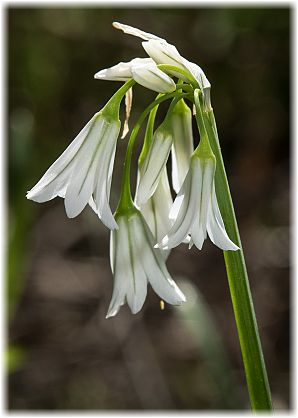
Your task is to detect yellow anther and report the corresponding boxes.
[160,300,165,310]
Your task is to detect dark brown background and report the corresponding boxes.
[8,7,290,410]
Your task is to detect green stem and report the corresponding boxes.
[202,107,273,411]
[193,90,213,156]
[101,79,135,119]
[116,91,190,214]
[138,94,161,167]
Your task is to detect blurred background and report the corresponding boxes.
[7,7,290,411]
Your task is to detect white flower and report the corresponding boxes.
[113,22,211,91]
[26,111,120,230]
[94,57,176,93]
[169,99,194,193]
[106,209,186,318]
[135,120,172,206]
[157,154,239,251]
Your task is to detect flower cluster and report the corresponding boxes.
[27,23,239,318]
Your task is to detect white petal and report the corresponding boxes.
[113,21,163,41]
[185,60,211,90]
[125,215,148,314]
[171,149,180,195]
[106,283,126,318]
[27,166,72,203]
[64,117,107,218]
[136,129,172,205]
[57,183,68,199]
[139,215,186,305]
[106,220,129,318]
[88,195,97,214]
[94,57,153,81]
[159,160,202,249]
[190,216,206,250]
[190,159,214,250]
[142,39,185,69]
[131,63,175,93]
[170,100,194,193]
[169,194,184,221]
[207,183,239,251]
[92,125,119,230]
[140,168,172,259]
[95,177,118,230]
[26,116,95,202]
[140,198,156,238]
[150,168,173,241]
[110,229,116,273]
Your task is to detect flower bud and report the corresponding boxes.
[131,63,175,93]
[95,57,175,93]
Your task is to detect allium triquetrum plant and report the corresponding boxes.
[27,22,273,411]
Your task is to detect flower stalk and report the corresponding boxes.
[201,103,273,411]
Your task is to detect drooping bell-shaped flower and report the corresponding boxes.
[135,117,173,206]
[112,22,211,92]
[26,88,129,230]
[94,57,176,93]
[158,155,239,251]
[169,98,194,193]
[157,145,239,252]
[106,208,186,318]
[157,89,239,251]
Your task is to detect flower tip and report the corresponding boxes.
[153,242,168,251]
[173,289,187,305]
[94,70,105,79]
[26,189,40,202]
[131,304,142,315]
[188,240,194,250]
[65,212,77,219]
[64,200,83,219]
[105,306,118,318]
[99,215,119,231]
[157,236,169,250]
[111,222,119,231]
[180,294,187,303]
[228,243,240,252]
[112,22,121,30]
